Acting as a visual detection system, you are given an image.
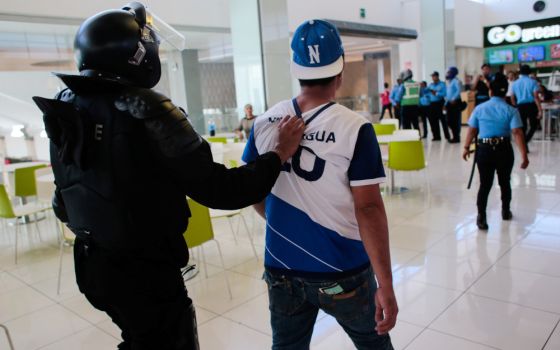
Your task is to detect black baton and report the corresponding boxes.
[467,144,477,190]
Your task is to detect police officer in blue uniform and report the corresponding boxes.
[463,73,529,230]
[445,67,463,143]
[511,65,543,147]
[32,3,304,349]
[427,71,449,141]
[419,81,431,138]
[390,78,403,124]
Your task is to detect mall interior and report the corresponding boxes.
[0,0,559,349]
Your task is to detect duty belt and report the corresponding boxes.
[477,137,510,146]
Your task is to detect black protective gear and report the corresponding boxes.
[114,88,203,157]
[33,72,283,266]
[399,69,413,82]
[74,2,161,88]
[33,71,284,348]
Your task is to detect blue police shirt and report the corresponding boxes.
[446,78,461,104]
[468,97,523,138]
[427,81,446,103]
[512,75,539,105]
[395,84,405,104]
[390,85,401,105]
[419,87,431,106]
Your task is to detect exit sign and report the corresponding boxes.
[360,8,366,19]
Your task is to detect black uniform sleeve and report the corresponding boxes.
[114,87,282,209]
[160,141,281,210]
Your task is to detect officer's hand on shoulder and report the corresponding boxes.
[274,115,305,163]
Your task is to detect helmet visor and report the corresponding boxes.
[145,10,186,51]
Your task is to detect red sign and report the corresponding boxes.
[551,43,560,59]
[535,60,560,67]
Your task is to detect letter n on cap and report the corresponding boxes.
[308,45,320,64]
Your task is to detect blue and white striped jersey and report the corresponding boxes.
[243,99,386,276]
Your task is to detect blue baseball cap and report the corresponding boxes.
[291,19,344,80]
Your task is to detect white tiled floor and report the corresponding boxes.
[1,128,560,349]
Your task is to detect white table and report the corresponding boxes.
[377,134,420,144]
[36,173,55,182]
[540,103,559,141]
[4,161,49,173]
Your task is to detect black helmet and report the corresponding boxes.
[74,2,161,88]
[399,69,413,82]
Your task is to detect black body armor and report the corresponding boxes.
[34,74,281,269]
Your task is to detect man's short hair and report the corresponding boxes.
[490,72,508,97]
[520,64,531,75]
[481,63,490,69]
[299,75,337,87]
[384,82,389,88]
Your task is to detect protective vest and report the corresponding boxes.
[33,74,194,267]
[401,80,420,106]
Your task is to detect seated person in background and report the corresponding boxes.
[235,103,257,140]
[537,79,554,103]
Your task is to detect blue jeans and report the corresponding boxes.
[263,266,393,350]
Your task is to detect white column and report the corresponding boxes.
[230,0,291,118]
[181,50,205,133]
[259,0,292,107]
[420,0,447,79]
[230,0,266,117]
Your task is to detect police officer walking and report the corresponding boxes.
[390,78,403,124]
[445,66,463,143]
[396,69,421,130]
[33,3,304,349]
[419,81,430,138]
[471,63,493,106]
[427,71,450,141]
[511,65,543,148]
[463,73,529,230]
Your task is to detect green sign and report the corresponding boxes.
[485,39,560,65]
[360,8,366,19]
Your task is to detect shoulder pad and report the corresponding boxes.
[112,87,202,157]
[114,87,174,119]
[54,72,125,95]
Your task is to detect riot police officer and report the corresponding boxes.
[395,69,421,130]
[33,3,304,349]
[463,73,529,230]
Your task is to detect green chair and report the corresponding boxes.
[206,137,228,144]
[183,199,232,299]
[373,123,396,136]
[0,184,49,263]
[14,164,48,201]
[387,140,427,194]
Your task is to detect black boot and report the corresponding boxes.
[502,210,513,221]
[477,213,489,230]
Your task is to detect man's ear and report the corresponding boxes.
[335,72,343,88]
